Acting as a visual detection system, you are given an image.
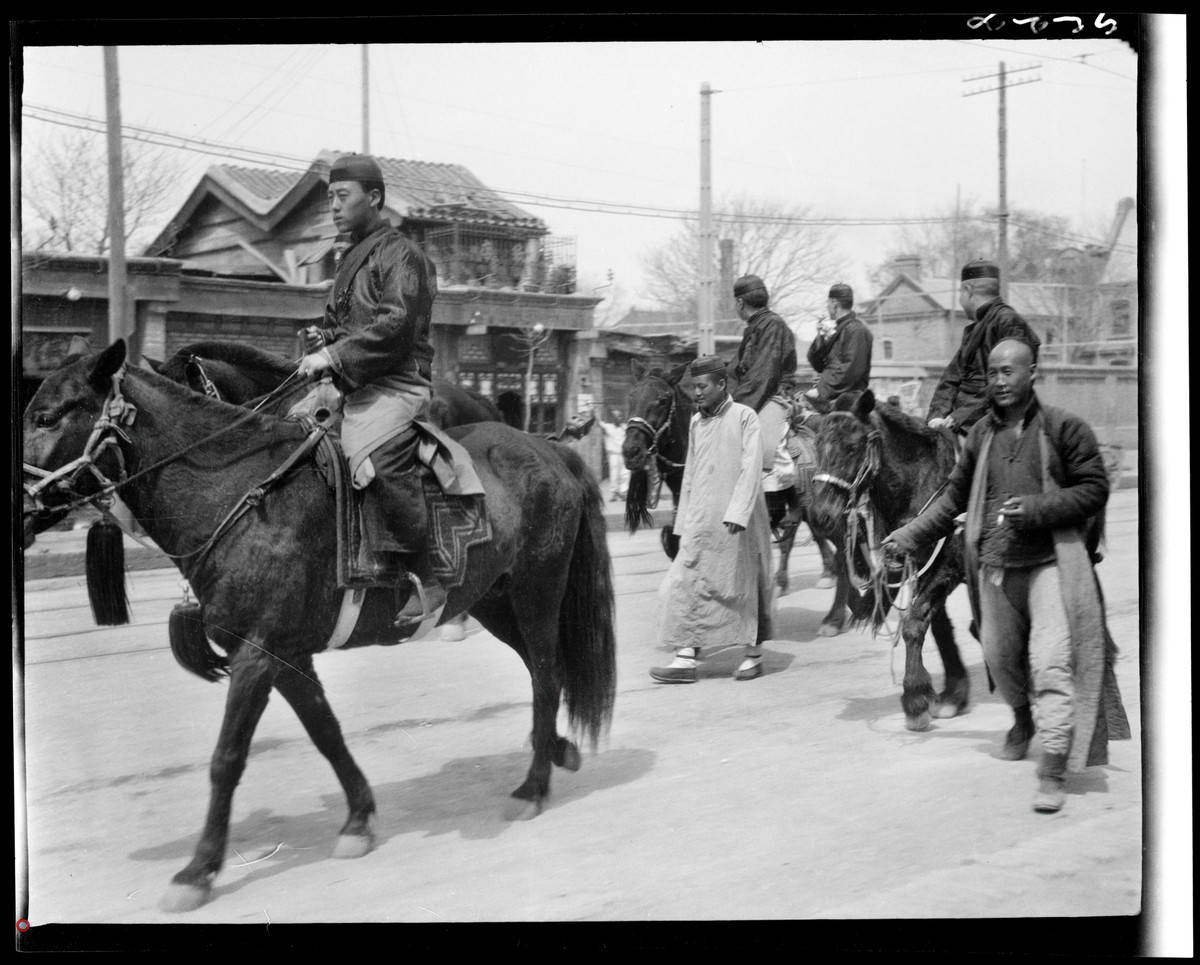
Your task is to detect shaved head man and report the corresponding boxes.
[885,334,1127,814]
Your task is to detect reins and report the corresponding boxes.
[624,383,687,472]
[812,415,952,656]
[23,363,320,563]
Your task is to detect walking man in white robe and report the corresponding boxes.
[650,355,775,683]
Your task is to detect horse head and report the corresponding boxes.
[621,360,689,472]
[22,340,131,545]
[809,388,877,542]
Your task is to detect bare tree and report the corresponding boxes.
[641,194,850,321]
[869,199,1090,288]
[21,131,185,256]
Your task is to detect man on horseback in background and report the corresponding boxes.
[926,259,1042,440]
[296,153,445,628]
[804,283,874,412]
[884,338,1127,813]
[729,274,802,526]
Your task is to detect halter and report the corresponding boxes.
[23,363,137,515]
[187,355,223,400]
[624,381,686,472]
[23,362,319,564]
[812,414,949,639]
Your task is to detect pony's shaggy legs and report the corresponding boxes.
[929,604,969,718]
[819,551,853,636]
[272,654,376,856]
[164,644,277,911]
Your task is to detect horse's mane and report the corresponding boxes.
[174,340,295,376]
[874,400,941,442]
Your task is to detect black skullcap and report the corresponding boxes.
[733,275,767,298]
[828,283,854,303]
[962,259,1000,281]
[329,153,384,185]
[689,355,727,377]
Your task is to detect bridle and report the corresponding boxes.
[624,379,687,474]
[812,412,947,621]
[22,363,138,517]
[23,361,320,565]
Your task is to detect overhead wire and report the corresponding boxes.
[20,102,1131,250]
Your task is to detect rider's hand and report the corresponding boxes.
[297,350,332,381]
[299,326,326,354]
[928,416,954,430]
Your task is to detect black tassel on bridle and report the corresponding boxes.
[85,515,130,625]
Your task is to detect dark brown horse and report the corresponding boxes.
[619,359,834,590]
[807,389,969,731]
[22,340,616,912]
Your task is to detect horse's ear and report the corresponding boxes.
[87,340,127,390]
[667,361,690,384]
[832,392,855,412]
[853,389,876,422]
[631,359,647,380]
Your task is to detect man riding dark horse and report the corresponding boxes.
[296,153,445,628]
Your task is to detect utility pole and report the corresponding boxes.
[103,46,129,352]
[697,82,716,356]
[948,183,961,334]
[963,62,1040,301]
[362,45,370,154]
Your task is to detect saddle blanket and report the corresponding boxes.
[313,426,491,593]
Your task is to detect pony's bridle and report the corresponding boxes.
[812,416,886,593]
[22,364,137,515]
[624,383,686,473]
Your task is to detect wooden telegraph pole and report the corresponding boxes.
[103,46,129,352]
[697,82,716,356]
[362,45,370,154]
[963,62,1040,301]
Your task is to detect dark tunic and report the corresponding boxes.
[806,311,873,400]
[927,298,1041,431]
[731,308,798,412]
[319,223,438,393]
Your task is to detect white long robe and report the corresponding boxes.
[657,396,775,650]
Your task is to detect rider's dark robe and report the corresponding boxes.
[806,311,873,401]
[926,298,1041,431]
[731,308,798,412]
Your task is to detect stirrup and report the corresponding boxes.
[393,573,447,628]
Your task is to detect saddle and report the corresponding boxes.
[293,382,492,594]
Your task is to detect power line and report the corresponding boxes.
[20,103,1132,250]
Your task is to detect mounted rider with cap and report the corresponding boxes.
[296,153,445,628]
[728,274,802,523]
[927,258,1042,439]
[804,282,874,412]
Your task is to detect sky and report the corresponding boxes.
[15,19,1144,337]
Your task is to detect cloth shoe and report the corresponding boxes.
[999,704,1036,761]
[1033,751,1069,812]
[733,646,764,681]
[650,648,699,684]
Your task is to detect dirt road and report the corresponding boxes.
[17,492,1144,936]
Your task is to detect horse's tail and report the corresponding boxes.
[550,443,617,749]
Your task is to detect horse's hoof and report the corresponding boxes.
[817,621,842,637]
[333,833,374,859]
[905,712,933,732]
[161,881,211,913]
[502,795,544,822]
[815,575,836,589]
[555,741,582,772]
